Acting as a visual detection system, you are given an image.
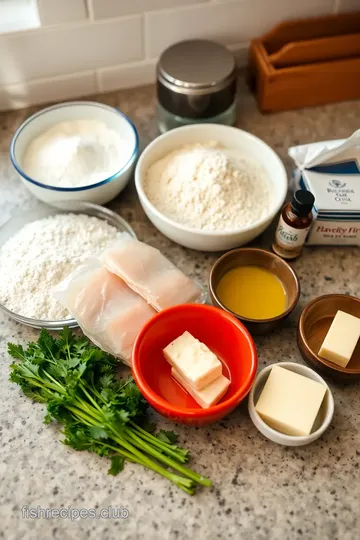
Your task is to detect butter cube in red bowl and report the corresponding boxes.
[132,304,258,426]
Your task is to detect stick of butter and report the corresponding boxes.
[319,310,360,368]
[163,331,222,390]
[255,366,327,437]
[171,368,230,408]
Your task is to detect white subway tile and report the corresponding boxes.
[0,16,143,86]
[37,0,88,26]
[339,0,360,11]
[145,0,333,57]
[227,43,249,67]
[90,0,205,19]
[0,71,96,112]
[97,59,157,92]
[0,0,40,34]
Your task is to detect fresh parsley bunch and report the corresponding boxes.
[9,329,211,494]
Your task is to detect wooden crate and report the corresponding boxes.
[248,12,360,112]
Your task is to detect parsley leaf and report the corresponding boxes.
[156,430,179,444]
[108,455,125,476]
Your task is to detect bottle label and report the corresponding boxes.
[275,217,311,249]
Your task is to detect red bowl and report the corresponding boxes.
[132,304,258,426]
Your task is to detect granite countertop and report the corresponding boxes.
[1,80,360,540]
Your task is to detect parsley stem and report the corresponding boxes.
[121,428,211,487]
[67,406,102,427]
[129,422,188,463]
[20,377,61,395]
[71,399,103,422]
[70,403,198,481]
[96,441,195,495]
[78,382,103,413]
[107,433,196,494]
[83,381,106,406]
[41,369,66,392]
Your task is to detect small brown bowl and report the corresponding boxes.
[298,294,360,381]
[209,248,300,335]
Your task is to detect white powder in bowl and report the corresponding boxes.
[0,213,119,320]
[22,120,131,188]
[144,143,272,231]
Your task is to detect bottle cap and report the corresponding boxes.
[290,190,315,217]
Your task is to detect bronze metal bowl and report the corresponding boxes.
[298,294,360,381]
[209,248,300,335]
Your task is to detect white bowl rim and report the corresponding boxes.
[248,361,335,443]
[10,101,139,192]
[135,124,288,237]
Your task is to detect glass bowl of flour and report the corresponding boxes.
[0,201,136,330]
[135,124,288,252]
[10,102,139,206]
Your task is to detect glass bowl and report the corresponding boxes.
[0,201,136,330]
[10,101,139,206]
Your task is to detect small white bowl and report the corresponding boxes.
[135,124,287,251]
[10,101,139,206]
[248,362,334,446]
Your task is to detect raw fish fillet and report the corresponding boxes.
[53,260,156,365]
[102,234,202,311]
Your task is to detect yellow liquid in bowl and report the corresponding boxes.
[216,265,287,320]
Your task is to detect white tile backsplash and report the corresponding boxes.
[338,0,360,11]
[145,0,334,57]
[0,0,344,110]
[0,0,40,34]
[97,59,157,93]
[37,0,88,26]
[0,17,143,86]
[0,71,96,111]
[227,43,250,67]
[90,0,206,19]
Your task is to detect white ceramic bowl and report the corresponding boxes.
[248,362,334,446]
[135,124,287,251]
[10,101,139,206]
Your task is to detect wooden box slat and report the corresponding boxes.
[249,13,360,113]
[269,33,360,68]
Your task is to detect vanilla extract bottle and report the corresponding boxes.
[272,190,315,259]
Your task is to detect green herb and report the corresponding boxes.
[108,455,125,476]
[156,429,179,444]
[9,329,211,494]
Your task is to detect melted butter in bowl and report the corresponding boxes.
[216,265,288,320]
[209,248,300,335]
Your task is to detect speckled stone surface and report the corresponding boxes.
[0,80,360,540]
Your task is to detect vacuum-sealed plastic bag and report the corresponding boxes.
[102,233,202,311]
[53,259,156,365]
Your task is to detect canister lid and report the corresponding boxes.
[158,39,236,91]
[157,40,237,119]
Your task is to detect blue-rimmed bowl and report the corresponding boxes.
[10,101,139,206]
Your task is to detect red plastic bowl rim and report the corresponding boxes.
[132,304,258,418]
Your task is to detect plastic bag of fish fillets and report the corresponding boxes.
[101,233,203,311]
[53,258,156,366]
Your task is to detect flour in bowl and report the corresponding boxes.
[144,143,272,231]
[0,214,119,320]
[22,120,131,188]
